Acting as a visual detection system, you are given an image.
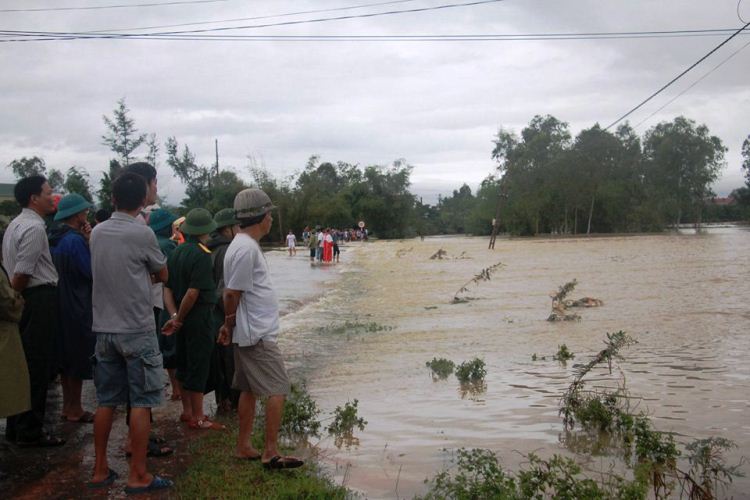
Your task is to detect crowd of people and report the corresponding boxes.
[0,162,309,494]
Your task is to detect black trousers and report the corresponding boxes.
[6,285,58,442]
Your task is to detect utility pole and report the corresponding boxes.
[214,139,219,175]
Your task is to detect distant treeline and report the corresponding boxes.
[3,101,749,240]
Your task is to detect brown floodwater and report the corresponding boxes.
[279,227,750,499]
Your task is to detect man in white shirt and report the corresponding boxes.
[218,188,303,470]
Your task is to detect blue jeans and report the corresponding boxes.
[93,331,164,408]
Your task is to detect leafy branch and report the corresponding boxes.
[452,261,504,303]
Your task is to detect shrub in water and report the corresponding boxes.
[426,358,455,379]
[455,358,486,384]
[281,382,322,438]
[327,399,367,436]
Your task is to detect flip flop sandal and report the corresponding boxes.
[262,455,304,470]
[189,419,226,430]
[62,411,95,423]
[124,475,173,495]
[87,468,118,489]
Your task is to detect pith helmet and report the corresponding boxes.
[54,193,93,221]
[180,208,217,236]
[233,188,276,219]
[148,208,177,232]
[213,208,238,229]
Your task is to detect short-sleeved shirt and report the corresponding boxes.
[91,211,167,334]
[166,238,217,307]
[223,233,279,347]
[1,208,58,287]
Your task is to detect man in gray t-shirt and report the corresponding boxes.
[89,173,173,495]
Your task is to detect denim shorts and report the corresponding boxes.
[93,331,165,408]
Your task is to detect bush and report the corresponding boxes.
[327,399,367,436]
[426,357,455,379]
[281,383,322,438]
[553,344,575,362]
[455,358,486,384]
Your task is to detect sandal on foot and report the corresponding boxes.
[124,475,173,495]
[62,411,95,423]
[189,418,225,430]
[87,468,118,489]
[262,455,304,470]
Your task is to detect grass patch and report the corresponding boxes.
[314,320,393,337]
[174,418,347,499]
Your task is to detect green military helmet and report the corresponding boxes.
[54,193,94,221]
[180,208,217,236]
[148,208,178,232]
[213,208,238,229]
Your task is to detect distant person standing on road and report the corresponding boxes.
[2,175,64,447]
[286,230,296,256]
[218,188,304,469]
[308,228,318,263]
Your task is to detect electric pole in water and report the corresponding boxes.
[214,139,219,175]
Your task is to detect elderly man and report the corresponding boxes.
[49,193,95,424]
[1,175,64,447]
[218,189,303,469]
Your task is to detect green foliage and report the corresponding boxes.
[426,358,455,379]
[7,156,47,179]
[102,98,146,167]
[420,448,518,499]
[314,320,393,339]
[553,344,575,362]
[281,383,322,439]
[63,166,93,201]
[0,200,20,217]
[96,159,121,211]
[327,399,367,436]
[452,262,504,303]
[455,358,486,384]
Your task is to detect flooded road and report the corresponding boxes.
[280,228,750,498]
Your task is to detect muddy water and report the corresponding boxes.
[279,229,750,499]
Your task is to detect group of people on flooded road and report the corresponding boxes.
[0,162,305,495]
[304,226,346,264]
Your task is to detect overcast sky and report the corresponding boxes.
[1,0,748,205]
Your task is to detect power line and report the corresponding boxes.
[604,21,750,131]
[0,0,506,41]
[85,0,421,33]
[633,37,750,129]
[0,0,227,13]
[3,27,750,44]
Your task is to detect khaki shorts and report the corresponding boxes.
[232,340,290,397]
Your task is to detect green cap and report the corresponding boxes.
[148,208,178,232]
[213,208,238,229]
[54,193,93,221]
[180,208,217,236]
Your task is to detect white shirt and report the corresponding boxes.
[223,233,280,346]
[286,233,296,247]
[317,232,324,247]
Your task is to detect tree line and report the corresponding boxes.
[3,99,749,240]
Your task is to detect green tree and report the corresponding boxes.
[742,134,750,186]
[64,166,93,201]
[643,116,726,227]
[102,98,146,167]
[8,156,47,178]
[47,169,65,192]
[97,159,122,212]
[166,136,212,209]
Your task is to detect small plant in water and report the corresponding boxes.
[327,399,367,436]
[455,358,486,384]
[452,262,504,303]
[426,358,455,379]
[553,344,575,362]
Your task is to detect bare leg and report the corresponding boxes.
[66,377,84,419]
[262,394,284,461]
[188,390,204,421]
[167,369,181,400]
[236,391,260,458]
[127,407,154,488]
[60,375,71,418]
[91,407,115,482]
[180,385,193,421]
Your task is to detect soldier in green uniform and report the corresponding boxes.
[161,208,224,430]
[148,209,180,401]
[206,208,240,413]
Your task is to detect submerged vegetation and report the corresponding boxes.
[426,357,455,379]
[455,358,487,385]
[553,344,575,363]
[314,320,393,337]
[547,279,582,321]
[452,262,504,303]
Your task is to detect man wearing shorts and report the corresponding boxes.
[218,188,303,469]
[89,173,173,494]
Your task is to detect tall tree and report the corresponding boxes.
[166,136,211,209]
[97,159,122,212]
[742,134,750,187]
[102,98,146,167]
[8,156,46,178]
[643,117,726,227]
[145,133,159,168]
[64,166,93,201]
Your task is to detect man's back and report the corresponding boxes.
[90,212,166,334]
